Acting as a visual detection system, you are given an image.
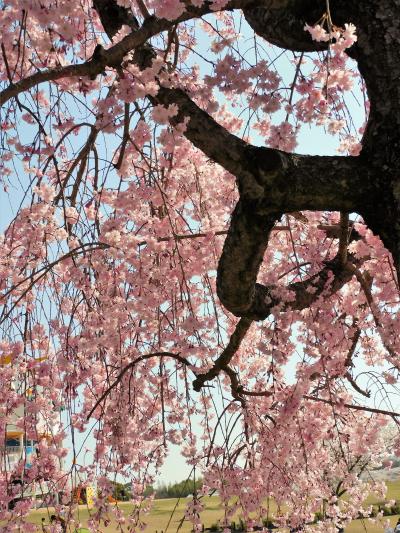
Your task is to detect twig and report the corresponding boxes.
[304,395,400,418]
[192,317,253,391]
[338,212,350,265]
[54,127,98,205]
[350,265,399,364]
[138,226,290,247]
[344,372,370,398]
[0,243,109,325]
[114,103,131,170]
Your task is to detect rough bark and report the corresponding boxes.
[93,0,139,37]
[237,0,400,298]
[244,0,329,52]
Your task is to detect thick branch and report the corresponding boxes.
[154,87,372,208]
[141,79,372,317]
[153,61,370,323]
[93,0,140,38]
[153,87,255,184]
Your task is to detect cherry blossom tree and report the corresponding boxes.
[1,0,400,531]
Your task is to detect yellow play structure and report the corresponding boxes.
[72,484,96,507]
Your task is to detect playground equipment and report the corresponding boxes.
[1,353,64,509]
[72,484,96,507]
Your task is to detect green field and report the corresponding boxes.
[24,480,400,532]
[29,496,223,532]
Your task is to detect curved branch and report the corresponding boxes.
[153,82,371,322]
[153,87,255,184]
[344,372,370,398]
[150,83,371,321]
[194,244,365,392]
[244,0,359,54]
[154,84,371,362]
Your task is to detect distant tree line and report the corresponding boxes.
[111,478,203,501]
[111,481,132,502]
[152,478,203,499]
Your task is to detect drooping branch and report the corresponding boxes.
[136,226,289,247]
[350,266,400,362]
[0,242,110,326]
[87,351,191,420]
[89,0,285,198]
[338,212,350,265]
[0,0,258,107]
[304,395,400,419]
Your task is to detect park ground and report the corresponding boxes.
[26,480,400,533]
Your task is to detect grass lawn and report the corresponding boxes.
[22,480,400,532]
[28,496,225,532]
[347,515,399,533]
